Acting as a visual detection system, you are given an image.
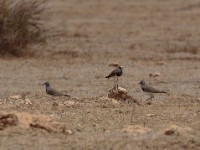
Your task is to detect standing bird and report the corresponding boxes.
[105,66,123,89]
[43,81,70,97]
[139,80,166,101]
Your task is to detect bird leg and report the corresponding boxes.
[146,94,154,101]
[116,77,119,89]
[113,76,118,91]
[113,76,116,90]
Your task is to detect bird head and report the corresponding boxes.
[139,80,145,85]
[43,81,50,87]
[119,66,123,69]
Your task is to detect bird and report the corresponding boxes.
[139,80,166,101]
[105,66,123,89]
[105,66,123,79]
[43,81,70,97]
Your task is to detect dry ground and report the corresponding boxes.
[1,0,200,149]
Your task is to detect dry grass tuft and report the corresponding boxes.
[165,42,199,54]
[0,0,47,57]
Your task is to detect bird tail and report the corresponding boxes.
[64,94,70,97]
[105,76,110,79]
[154,90,167,93]
[163,90,170,95]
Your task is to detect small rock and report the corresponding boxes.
[146,101,152,105]
[156,61,165,65]
[118,87,128,94]
[165,129,175,135]
[52,102,58,107]
[122,125,152,135]
[108,63,119,67]
[161,125,194,136]
[146,114,155,117]
[111,99,120,106]
[63,101,75,107]
[24,98,32,105]
[92,124,97,127]
[72,97,80,101]
[196,97,200,103]
[149,72,161,77]
[66,129,73,135]
[103,128,110,133]
[9,95,22,100]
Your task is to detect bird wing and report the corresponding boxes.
[106,68,117,78]
[110,69,118,76]
[47,87,63,96]
[142,85,166,93]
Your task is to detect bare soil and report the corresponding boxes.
[0,0,200,149]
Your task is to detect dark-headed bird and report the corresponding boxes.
[105,66,123,89]
[105,66,123,79]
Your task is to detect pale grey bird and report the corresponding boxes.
[139,80,166,101]
[43,81,70,97]
[105,66,123,89]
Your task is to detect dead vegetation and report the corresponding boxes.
[0,0,46,57]
[165,42,199,54]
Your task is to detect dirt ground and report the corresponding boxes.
[1,0,200,149]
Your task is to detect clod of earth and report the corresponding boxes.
[108,87,140,105]
[9,95,22,100]
[149,72,161,77]
[0,113,19,130]
[0,111,72,134]
[108,63,119,67]
[122,125,152,135]
[160,125,194,136]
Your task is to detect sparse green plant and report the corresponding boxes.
[0,0,46,57]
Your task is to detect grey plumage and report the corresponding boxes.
[43,81,70,97]
[105,66,123,79]
[139,80,166,101]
